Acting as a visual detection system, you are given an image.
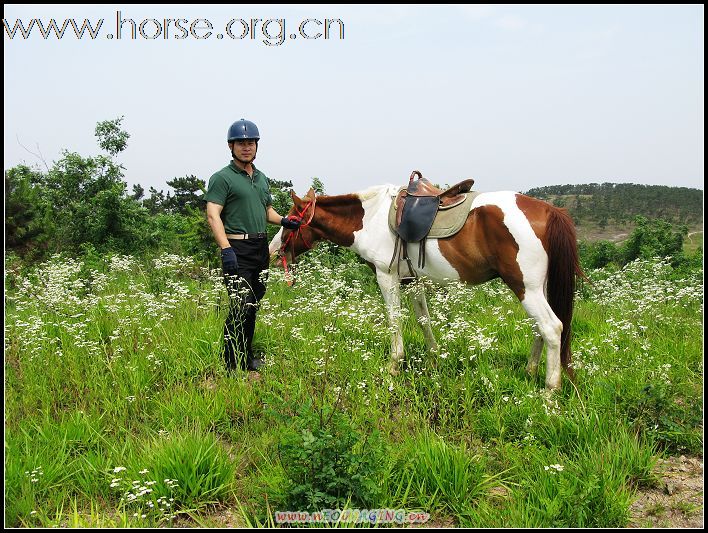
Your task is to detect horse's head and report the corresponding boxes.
[269,188,321,282]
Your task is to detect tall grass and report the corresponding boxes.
[4,249,703,527]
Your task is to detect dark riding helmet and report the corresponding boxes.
[227,119,260,142]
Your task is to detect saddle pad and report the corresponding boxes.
[388,188,479,239]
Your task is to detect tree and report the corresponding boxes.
[8,117,161,256]
[574,195,584,220]
[311,176,326,195]
[95,116,130,156]
[164,175,206,214]
[5,166,52,257]
[268,177,293,190]
[261,177,293,240]
[143,187,166,215]
[621,216,688,263]
[131,183,145,201]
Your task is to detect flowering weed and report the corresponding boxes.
[4,252,702,527]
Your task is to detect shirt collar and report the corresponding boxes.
[229,161,259,177]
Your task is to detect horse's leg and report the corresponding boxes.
[375,269,405,375]
[520,290,563,390]
[525,327,544,376]
[410,283,439,353]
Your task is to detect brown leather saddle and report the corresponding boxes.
[391,170,474,281]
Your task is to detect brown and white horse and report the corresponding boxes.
[269,185,584,390]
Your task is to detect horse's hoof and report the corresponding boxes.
[525,364,539,376]
[388,363,400,376]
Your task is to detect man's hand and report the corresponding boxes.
[281,215,302,230]
[221,247,238,275]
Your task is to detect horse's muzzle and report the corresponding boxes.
[275,248,296,286]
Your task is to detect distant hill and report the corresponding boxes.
[523,183,703,243]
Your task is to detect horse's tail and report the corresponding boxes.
[546,207,585,378]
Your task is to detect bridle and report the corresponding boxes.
[278,197,317,285]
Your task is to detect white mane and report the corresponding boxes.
[353,183,399,202]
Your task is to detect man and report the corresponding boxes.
[205,119,301,372]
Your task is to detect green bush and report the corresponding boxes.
[277,400,386,512]
[620,383,703,454]
[621,216,688,264]
[578,240,620,270]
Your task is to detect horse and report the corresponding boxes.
[269,183,584,390]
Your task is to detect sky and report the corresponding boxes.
[4,4,704,196]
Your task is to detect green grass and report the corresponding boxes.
[4,250,703,527]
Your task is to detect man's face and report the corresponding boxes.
[230,139,257,163]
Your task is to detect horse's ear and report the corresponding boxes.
[290,189,302,205]
[305,187,316,201]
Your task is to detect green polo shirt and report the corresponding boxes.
[205,162,273,234]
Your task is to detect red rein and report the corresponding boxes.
[279,199,316,285]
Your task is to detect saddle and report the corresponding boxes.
[389,170,476,281]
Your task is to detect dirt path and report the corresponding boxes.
[629,455,704,528]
